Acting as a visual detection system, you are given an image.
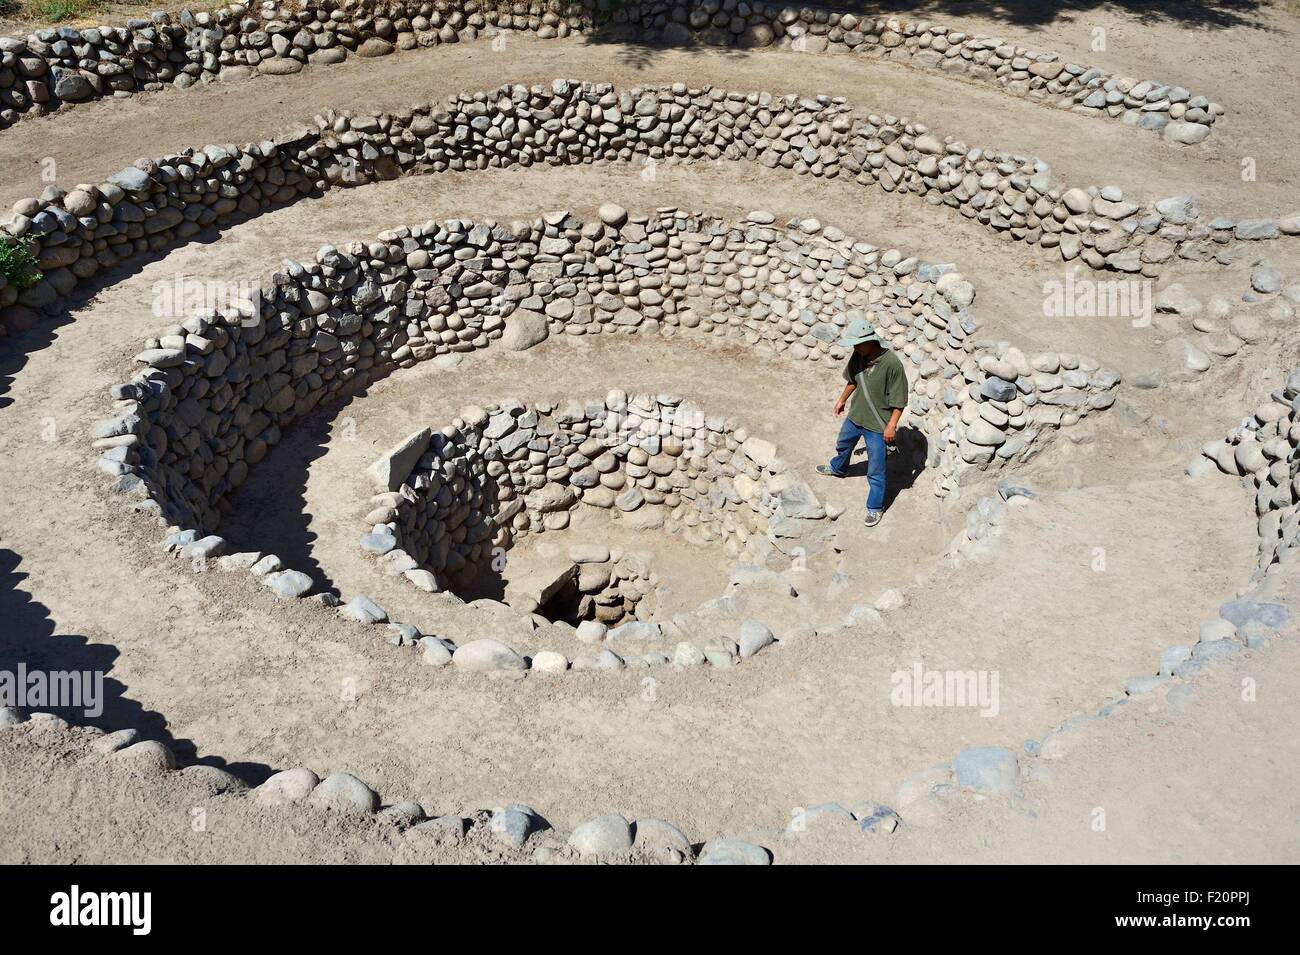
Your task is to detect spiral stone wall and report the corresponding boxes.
[362,393,832,598]
[97,203,1119,567]
[0,1,1223,144]
[3,21,1295,865]
[3,76,1292,334]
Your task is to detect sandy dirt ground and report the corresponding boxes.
[4,571,1296,864]
[2,3,1299,863]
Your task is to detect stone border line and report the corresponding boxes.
[881,364,1297,816]
[0,704,905,863]
[1,1,1223,143]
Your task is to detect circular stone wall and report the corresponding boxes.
[360,392,833,608]
[102,205,1118,576]
[0,2,1225,146]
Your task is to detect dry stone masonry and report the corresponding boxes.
[499,545,662,629]
[4,80,1296,870]
[3,77,1294,336]
[1153,266,1300,378]
[360,394,832,601]
[95,205,1117,585]
[0,1,1223,144]
[3,5,1298,868]
[1194,370,1300,576]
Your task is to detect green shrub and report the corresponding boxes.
[21,0,97,23]
[0,237,42,292]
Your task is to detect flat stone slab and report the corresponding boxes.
[504,559,577,609]
[368,427,432,491]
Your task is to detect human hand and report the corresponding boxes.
[834,399,846,416]
[884,425,897,443]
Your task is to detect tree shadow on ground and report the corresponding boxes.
[576,0,1269,70]
[872,0,1267,28]
[577,23,753,69]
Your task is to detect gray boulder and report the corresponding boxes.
[307,772,379,813]
[491,805,544,848]
[1163,121,1211,145]
[501,309,549,351]
[568,813,634,856]
[452,639,527,671]
[256,767,320,806]
[952,746,1019,793]
[264,570,312,598]
[633,818,693,855]
[699,838,771,865]
[738,619,776,659]
[1220,598,1289,630]
[341,595,387,624]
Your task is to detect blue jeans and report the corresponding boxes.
[829,418,887,512]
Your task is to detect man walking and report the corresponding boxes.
[816,318,908,527]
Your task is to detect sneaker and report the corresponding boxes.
[816,464,845,478]
[864,510,882,527]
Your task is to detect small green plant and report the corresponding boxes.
[0,237,42,292]
[22,0,97,23]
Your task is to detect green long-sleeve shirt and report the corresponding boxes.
[843,349,908,432]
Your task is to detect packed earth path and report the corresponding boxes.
[2,3,1299,864]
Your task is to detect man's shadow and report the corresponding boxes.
[839,425,928,511]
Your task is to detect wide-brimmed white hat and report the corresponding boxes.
[837,318,883,348]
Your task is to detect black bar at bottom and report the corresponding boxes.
[3,865,1270,939]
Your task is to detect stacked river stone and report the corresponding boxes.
[95,206,1119,562]
[3,79,1289,337]
[0,1,1222,144]
[360,393,832,598]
